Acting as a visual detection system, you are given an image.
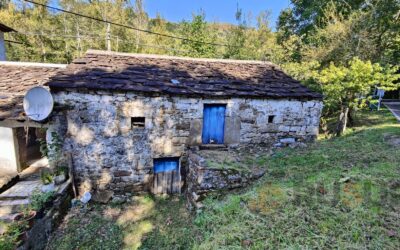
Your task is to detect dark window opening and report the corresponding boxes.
[15,127,46,171]
[131,117,145,128]
[268,115,275,123]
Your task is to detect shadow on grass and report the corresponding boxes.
[47,195,197,250]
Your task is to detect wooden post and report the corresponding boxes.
[76,24,81,58]
[106,23,111,51]
[116,36,119,52]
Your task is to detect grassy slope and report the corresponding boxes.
[47,109,400,249]
[193,110,400,249]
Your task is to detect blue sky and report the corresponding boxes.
[144,0,291,29]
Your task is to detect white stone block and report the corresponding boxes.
[280,138,296,144]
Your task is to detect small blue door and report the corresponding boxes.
[154,158,179,173]
[153,157,180,194]
[202,104,226,144]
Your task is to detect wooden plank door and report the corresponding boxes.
[153,158,180,194]
[202,104,226,144]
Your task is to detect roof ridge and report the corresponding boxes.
[0,61,67,68]
[85,49,278,66]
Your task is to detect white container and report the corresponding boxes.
[41,182,55,193]
[54,174,66,185]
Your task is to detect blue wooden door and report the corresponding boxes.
[154,158,179,173]
[153,158,180,194]
[202,104,226,144]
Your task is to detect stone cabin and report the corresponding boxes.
[0,50,323,199]
[48,50,323,197]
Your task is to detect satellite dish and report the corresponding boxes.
[23,87,54,121]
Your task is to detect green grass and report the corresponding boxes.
[47,205,123,250]
[47,196,198,250]
[46,109,400,249]
[205,151,268,173]
[206,159,253,173]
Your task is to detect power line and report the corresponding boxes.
[22,0,235,48]
[22,30,120,39]
[19,31,102,40]
[11,31,190,55]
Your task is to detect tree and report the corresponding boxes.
[224,5,246,59]
[359,0,400,65]
[180,12,216,58]
[147,13,180,55]
[132,0,148,52]
[318,58,399,135]
[239,11,282,62]
[278,0,400,65]
[277,0,365,39]
[282,60,321,92]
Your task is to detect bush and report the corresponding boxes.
[30,190,55,211]
[0,234,16,250]
[40,170,53,185]
[0,220,29,250]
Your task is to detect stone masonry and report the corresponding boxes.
[53,89,322,197]
[187,150,267,208]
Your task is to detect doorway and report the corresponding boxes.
[202,104,226,144]
[153,157,181,194]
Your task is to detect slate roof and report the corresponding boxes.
[0,62,65,121]
[49,50,322,100]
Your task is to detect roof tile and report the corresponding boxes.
[0,65,61,121]
[49,50,323,100]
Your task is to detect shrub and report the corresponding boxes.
[30,190,55,211]
[40,170,53,185]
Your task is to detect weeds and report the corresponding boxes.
[193,109,400,249]
[46,109,400,249]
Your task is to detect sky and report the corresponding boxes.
[144,0,291,30]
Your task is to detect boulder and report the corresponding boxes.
[92,190,114,204]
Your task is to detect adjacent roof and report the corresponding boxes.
[49,50,322,100]
[0,62,66,121]
[0,23,15,33]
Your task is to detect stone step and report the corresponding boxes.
[0,212,20,223]
[199,144,228,151]
[0,199,30,219]
[0,180,42,200]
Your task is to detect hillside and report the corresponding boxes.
[45,109,400,249]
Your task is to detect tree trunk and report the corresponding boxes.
[348,107,355,127]
[336,106,349,136]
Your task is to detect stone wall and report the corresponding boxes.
[19,180,72,250]
[186,151,266,208]
[53,90,322,196]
